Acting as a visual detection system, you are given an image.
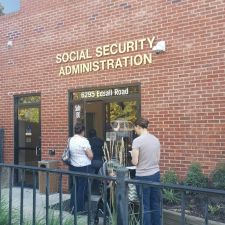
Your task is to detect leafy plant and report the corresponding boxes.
[0,200,9,225]
[184,162,208,188]
[25,214,79,225]
[162,170,179,184]
[64,218,76,225]
[0,200,77,225]
[163,189,180,205]
[0,199,22,225]
[208,204,221,215]
[210,163,225,189]
[162,170,180,205]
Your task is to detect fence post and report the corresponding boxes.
[116,167,129,225]
[0,129,4,163]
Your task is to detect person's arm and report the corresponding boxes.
[85,148,93,160]
[84,139,93,160]
[130,149,139,166]
[100,139,104,158]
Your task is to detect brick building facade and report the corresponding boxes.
[0,0,225,181]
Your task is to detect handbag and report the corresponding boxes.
[62,138,71,165]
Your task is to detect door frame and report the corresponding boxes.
[14,94,41,184]
[68,83,141,137]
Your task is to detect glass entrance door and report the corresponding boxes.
[15,95,41,186]
[71,100,105,139]
[86,101,105,139]
[105,100,138,165]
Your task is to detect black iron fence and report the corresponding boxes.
[0,129,4,163]
[0,163,225,225]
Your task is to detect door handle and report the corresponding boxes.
[35,146,40,156]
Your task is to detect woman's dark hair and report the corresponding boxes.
[134,117,149,129]
[74,121,85,134]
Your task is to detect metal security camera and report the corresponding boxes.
[152,41,166,54]
[7,40,13,48]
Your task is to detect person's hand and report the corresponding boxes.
[109,171,116,177]
[129,151,132,157]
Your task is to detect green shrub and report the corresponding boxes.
[0,200,20,225]
[163,189,180,204]
[211,163,225,189]
[0,200,9,225]
[0,200,112,225]
[0,201,76,225]
[208,203,221,215]
[184,162,208,188]
[64,218,75,225]
[162,170,180,204]
[25,210,76,225]
[162,170,179,184]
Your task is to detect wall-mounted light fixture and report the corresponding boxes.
[7,40,13,48]
[152,41,166,54]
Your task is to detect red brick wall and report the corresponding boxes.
[0,0,225,178]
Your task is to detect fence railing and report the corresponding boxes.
[0,163,225,225]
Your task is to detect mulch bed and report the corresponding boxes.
[163,193,225,223]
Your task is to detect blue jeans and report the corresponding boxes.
[69,165,91,212]
[136,172,161,225]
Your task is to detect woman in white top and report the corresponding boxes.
[69,121,93,213]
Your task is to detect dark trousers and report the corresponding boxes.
[69,164,91,212]
[91,159,103,174]
[136,172,161,225]
[90,160,103,194]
